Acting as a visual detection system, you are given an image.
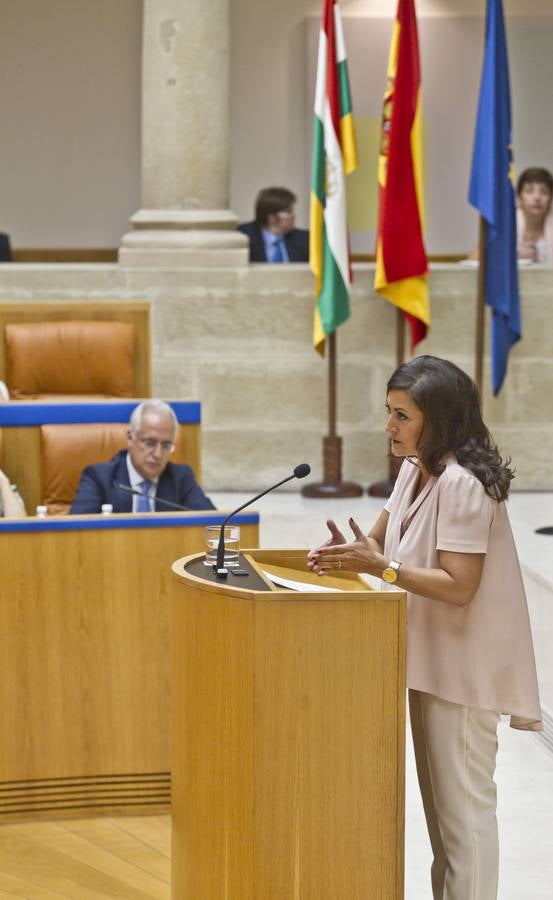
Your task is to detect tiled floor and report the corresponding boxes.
[212,488,553,899]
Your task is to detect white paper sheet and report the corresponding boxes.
[262,570,343,593]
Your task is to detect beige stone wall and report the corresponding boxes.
[0,263,550,491]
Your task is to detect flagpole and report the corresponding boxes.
[475,216,486,397]
[469,0,520,399]
[368,0,429,498]
[305,0,361,497]
[396,308,405,367]
[367,310,405,497]
[302,331,363,498]
[329,329,337,438]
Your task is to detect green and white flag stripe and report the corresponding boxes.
[310,0,357,353]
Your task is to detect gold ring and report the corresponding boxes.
[337,560,342,569]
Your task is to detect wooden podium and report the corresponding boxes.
[170,549,407,899]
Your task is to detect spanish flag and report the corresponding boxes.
[311,0,357,354]
[374,0,430,349]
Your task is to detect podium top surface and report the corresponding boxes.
[172,549,406,602]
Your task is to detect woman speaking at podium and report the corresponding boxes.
[308,356,542,900]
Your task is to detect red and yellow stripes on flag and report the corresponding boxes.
[311,0,357,354]
[375,0,430,348]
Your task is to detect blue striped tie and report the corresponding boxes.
[269,237,284,262]
[136,480,152,513]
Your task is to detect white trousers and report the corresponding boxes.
[409,690,500,900]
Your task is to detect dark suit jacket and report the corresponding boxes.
[0,233,12,263]
[238,221,309,263]
[70,450,215,514]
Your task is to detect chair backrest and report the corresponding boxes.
[5,321,135,400]
[41,422,190,515]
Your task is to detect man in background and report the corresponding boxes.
[70,399,214,514]
[239,186,309,263]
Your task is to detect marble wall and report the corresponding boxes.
[0,263,550,491]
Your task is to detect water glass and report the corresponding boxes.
[204,524,240,567]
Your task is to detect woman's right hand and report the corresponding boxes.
[307,519,346,570]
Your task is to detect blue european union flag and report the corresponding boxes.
[468,0,520,396]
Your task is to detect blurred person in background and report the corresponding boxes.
[0,469,26,517]
[515,166,553,263]
[238,186,309,263]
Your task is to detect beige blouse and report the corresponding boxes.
[383,457,542,731]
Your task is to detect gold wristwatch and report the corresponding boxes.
[382,559,402,584]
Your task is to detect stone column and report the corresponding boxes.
[119,0,248,266]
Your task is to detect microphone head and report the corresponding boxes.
[293,463,311,479]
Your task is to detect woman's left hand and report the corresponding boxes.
[309,518,385,577]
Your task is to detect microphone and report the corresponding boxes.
[215,463,311,576]
[117,483,192,512]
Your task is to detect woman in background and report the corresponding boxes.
[516,166,553,263]
[467,165,553,263]
[308,356,542,900]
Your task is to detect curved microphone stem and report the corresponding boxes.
[117,483,191,511]
[215,472,297,574]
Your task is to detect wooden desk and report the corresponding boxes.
[0,512,259,820]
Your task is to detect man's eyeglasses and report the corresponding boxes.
[277,210,295,220]
[136,437,175,452]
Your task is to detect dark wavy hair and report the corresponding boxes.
[387,356,514,501]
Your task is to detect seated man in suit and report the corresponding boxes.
[70,399,215,514]
[238,186,309,263]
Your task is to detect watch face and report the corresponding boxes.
[382,567,397,584]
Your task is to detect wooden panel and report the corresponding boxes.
[0,301,151,397]
[351,252,465,263]
[0,520,259,819]
[253,595,404,899]
[172,583,255,898]
[176,421,201,482]
[0,425,41,511]
[0,773,171,819]
[11,248,118,263]
[171,554,406,899]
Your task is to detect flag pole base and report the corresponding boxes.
[367,478,395,498]
[302,434,363,499]
[367,452,402,498]
[302,481,363,499]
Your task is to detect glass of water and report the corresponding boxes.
[204,524,240,567]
